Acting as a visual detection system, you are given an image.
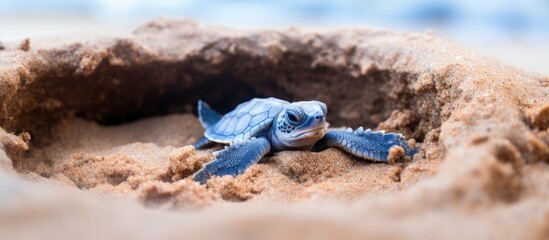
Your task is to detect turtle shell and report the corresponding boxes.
[205,97,289,143]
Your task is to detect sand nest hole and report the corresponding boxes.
[1,21,444,208]
[0,19,548,224]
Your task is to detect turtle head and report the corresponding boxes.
[272,101,328,149]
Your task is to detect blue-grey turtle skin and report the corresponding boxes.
[192,97,417,184]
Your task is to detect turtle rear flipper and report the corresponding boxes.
[312,127,417,162]
[192,137,271,184]
[193,137,213,149]
[198,100,223,129]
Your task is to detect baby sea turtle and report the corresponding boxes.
[192,97,416,184]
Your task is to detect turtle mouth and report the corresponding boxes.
[292,127,326,138]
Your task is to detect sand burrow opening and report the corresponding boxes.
[6,44,440,140]
[3,30,445,206]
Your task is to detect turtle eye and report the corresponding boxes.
[286,110,302,124]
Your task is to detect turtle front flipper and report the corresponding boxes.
[312,127,417,162]
[192,137,271,184]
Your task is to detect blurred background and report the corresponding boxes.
[0,0,548,74]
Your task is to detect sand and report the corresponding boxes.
[0,19,548,239]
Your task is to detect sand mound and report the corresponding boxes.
[0,19,548,239]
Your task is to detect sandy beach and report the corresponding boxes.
[1,19,548,239]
